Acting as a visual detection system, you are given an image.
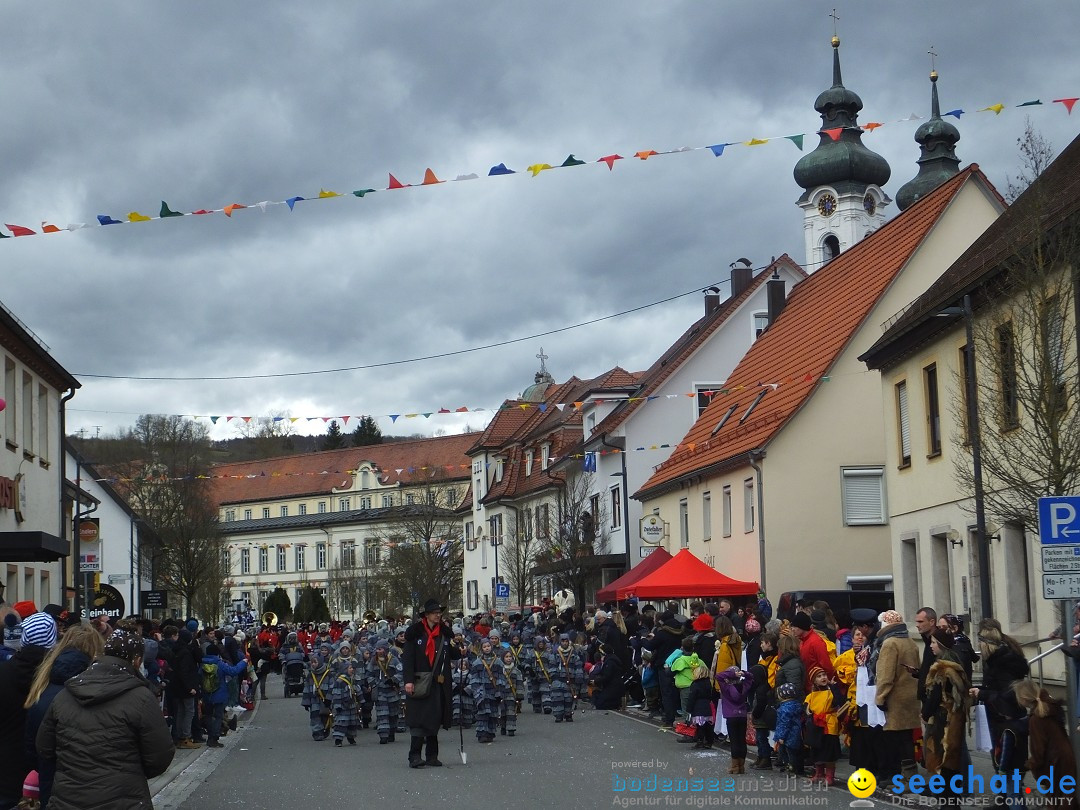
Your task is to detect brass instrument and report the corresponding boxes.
[363,610,377,623]
[263,611,278,627]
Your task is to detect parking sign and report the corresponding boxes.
[1038,496,1080,544]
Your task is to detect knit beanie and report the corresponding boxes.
[744,617,761,635]
[879,610,904,626]
[21,612,57,649]
[791,613,812,631]
[104,630,145,661]
[807,665,825,683]
[13,601,36,620]
[22,769,39,798]
[693,614,714,632]
[931,628,955,648]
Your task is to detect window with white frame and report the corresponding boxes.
[537,503,549,538]
[277,545,286,572]
[21,372,33,456]
[341,541,356,567]
[526,450,534,476]
[924,363,941,456]
[4,357,15,446]
[743,479,755,532]
[406,493,415,505]
[280,505,288,517]
[610,486,621,529]
[318,501,327,514]
[262,507,270,519]
[382,494,393,507]
[299,503,307,516]
[244,509,252,521]
[225,509,236,522]
[365,538,380,566]
[722,486,732,537]
[37,384,49,463]
[494,458,504,482]
[259,547,269,573]
[679,499,689,548]
[840,467,887,525]
[465,521,476,552]
[695,384,723,418]
[360,496,372,509]
[753,311,769,338]
[241,548,250,574]
[339,497,351,512]
[541,444,550,470]
[295,544,306,571]
[702,492,712,541]
[489,513,503,545]
[467,580,479,611]
[317,543,327,569]
[221,549,230,573]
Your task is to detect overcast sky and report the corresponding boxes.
[2,2,1077,444]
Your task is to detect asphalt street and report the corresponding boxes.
[152,675,902,810]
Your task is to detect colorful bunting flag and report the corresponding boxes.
[708,143,728,157]
[560,154,585,167]
[526,163,552,176]
[821,128,843,141]
[96,215,122,225]
[223,204,246,217]
[978,103,1005,115]
[6,224,34,236]
[1054,97,1079,114]
[597,154,623,170]
[286,196,305,210]
[1016,99,1042,107]
[744,138,768,146]
[488,163,515,176]
[127,212,151,222]
[634,150,658,160]
[352,189,376,197]
[160,201,184,217]
[784,134,804,150]
[318,189,341,198]
[861,122,883,132]
[387,174,410,189]
[422,168,444,185]
[944,109,964,119]
[41,222,61,233]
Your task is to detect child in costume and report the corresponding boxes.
[301,652,333,741]
[469,638,507,743]
[717,666,755,771]
[527,637,554,714]
[500,648,524,736]
[451,655,476,728]
[550,633,585,723]
[685,664,715,750]
[773,681,804,775]
[367,640,402,744]
[330,659,362,746]
[803,665,843,785]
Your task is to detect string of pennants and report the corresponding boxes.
[169,377,831,426]
[2,96,1077,240]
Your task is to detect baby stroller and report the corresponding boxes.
[283,659,306,698]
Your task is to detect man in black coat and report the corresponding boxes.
[402,599,462,769]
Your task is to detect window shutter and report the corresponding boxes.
[842,468,885,525]
[897,382,911,463]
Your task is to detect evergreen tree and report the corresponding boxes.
[262,587,293,622]
[294,585,331,624]
[320,420,347,451]
[351,415,383,447]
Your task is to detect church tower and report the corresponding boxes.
[794,34,891,271]
[896,65,961,211]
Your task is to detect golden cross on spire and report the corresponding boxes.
[928,46,938,79]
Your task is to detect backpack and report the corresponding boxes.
[201,661,221,694]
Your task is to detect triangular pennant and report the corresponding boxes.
[743,138,768,146]
[223,204,246,217]
[455,407,469,412]
[597,154,623,170]
[944,109,964,119]
[255,201,270,212]
[453,173,479,181]
[191,209,212,215]
[422,168,444,185]
[560,154,585,167]
[634,150,658,160]
[438,408,451,414]
[210,416,220,424]
[1054,98,1079,114]
[526,163,552,176]
[821,128,843,141]
[66,223,89,231]
[127,212,151,222]
[0,230,10,238]
[488,163,515,176]
[708,143,728,157]
[341,416,350,425]
[96,215,122,225]
[1016,99,1042,107]
[389,414,400,422]
[6,224,36,236]
[861,122,883,132]
[318,188,341,198]
[41,222,61,233]
[388,174,410,189]
[352,189,376,197]
[242,416,252,423]
[978,103,1005,115]
[784,134,804,150]
[286,196,305,210]
[160,201,184,218]
[555,403,566,411]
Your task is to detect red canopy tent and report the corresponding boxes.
[595,547,673,603]
[620,548,759,600]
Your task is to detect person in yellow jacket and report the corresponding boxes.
[803,665,844,786]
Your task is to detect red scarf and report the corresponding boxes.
[424,620,441,667]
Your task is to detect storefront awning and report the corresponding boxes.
[0,531,69,562]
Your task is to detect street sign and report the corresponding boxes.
[494,582,510,611]
[1042,573,1080,599]
[107,574,131,584]
[1038,496,1080,544]
[143,590,167,609]
[1042,545,1080,573]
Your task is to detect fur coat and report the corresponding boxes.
[921,657,970,773]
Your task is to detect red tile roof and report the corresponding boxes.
[209,432,477,506]
[636,167,984,499]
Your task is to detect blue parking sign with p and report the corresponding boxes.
[1038,496,1080,544]
[495,583,510,599]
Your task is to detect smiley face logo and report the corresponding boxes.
[847,768,877,798]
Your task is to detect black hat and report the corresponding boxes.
[931,628,956,649]
[850,608,878,626]
[422,599,446,615]
[791,613,813,631]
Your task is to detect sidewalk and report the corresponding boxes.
[621,705,1001,801]
[150,698,261,799]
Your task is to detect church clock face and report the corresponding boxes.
[817,194,836,217]
[863,194,876,216]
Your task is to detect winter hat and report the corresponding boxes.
[693,614,714,632]
[22,769,39,798]
[559,633,571,642]
[807,665,825,683]
[879,610,904,626]
[776,682,797,701]
[105,629,145,661]
[375,640,389,651]
[810,609,828,628]
[931,628,955,649]
[13,601,36,620]
[21,612,57,649]
[744,618,761,635]
[2,612,21,650]
[205,643,221,656]
[185,619,199,633]
[178,629,193,645]
[791,613,813,632]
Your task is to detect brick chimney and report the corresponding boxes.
[766,272,787,327]
[730,258,754,298]
[704,286,721,317]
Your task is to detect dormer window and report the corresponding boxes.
[495,458,504,482]
[586,412,596,433]
[360,469,370,489]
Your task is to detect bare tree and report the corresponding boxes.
[534,470,607,607]
[326,551,365,619]
[231,412,296,457]
[372,468,463,614]
[952,128,1080,530]
[1005,119,1055,203]
[503,506,538,607]
[119,415,226,620]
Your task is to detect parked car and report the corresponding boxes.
[776,589,894,631]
